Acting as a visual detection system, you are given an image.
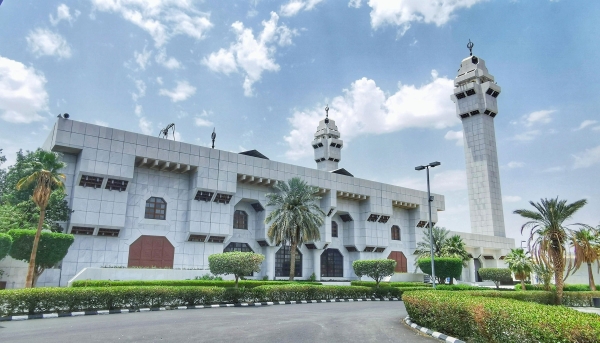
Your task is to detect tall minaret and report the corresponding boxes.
[450,41,506,237]
[312,105,343,171]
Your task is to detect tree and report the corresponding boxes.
[15,150,66,288]
[442,235,470,266]
[504,248,533,290]
[478,268,512,289]
[569,226,600,291]
[352,259,396,287]
[265,177,325,280]
[532,261,553,291]
[0,232,12,260]
[7,229,74,287]
[413,227,450,263]
[515,197,587,304]
[417,257,462,284]
[208,252,264,288]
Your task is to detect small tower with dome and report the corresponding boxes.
[312,105,343,172]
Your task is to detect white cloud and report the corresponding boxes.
[348,0,362,9]
[131,79,146,101]
[506,161,524,169]
[134,47,152,70]
[156,77,163,85]
[26,28,72,59]
[394,169,467,193]
[50,4,80,26]
[0,56,48,124]
[139,116,153,135]
[444,130,463,146]
[523,109,554,127]
[203,12,297,96]
[503,195,521,203]
[134,104,142,116]
[542,166,565,173]
[284,70,457,160]
[510,130,540,142]
[159,80,196,102]
[573,119,598,131]
[94,120,109,126]
[91,0,213,47]
[363,0,484,32]
[280,0,323,17]
[155,48,181,69]
[194,117,213,127]
[572,145,600,169]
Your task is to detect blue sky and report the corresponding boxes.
[1,0,599,243]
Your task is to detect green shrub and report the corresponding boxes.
[350,281,429,288]
[435,284,494,291]
[464,290,600,307]
[417,257,462,283]
[404,290,600,343]
[194,273,223,281]
[478,268,512,289]
[352,259,396,287]
[252,285,374,302]
[208,252,265,288]
[515,284,600,292]
[71,280,322,288]
[0,233,12,260]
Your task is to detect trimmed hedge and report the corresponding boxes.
[435,284,494,291]
[478,268,512,289]
[417,257,462,281]
[71,280,322,288]
[352,259,396,286]
[350,281,429,288]
[404,291,600,343]
[515,284,600,292]
[0,284,397,316]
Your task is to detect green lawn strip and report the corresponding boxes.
[71,280,322,288]
[403,290,600,343]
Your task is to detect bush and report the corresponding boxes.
[252,285,374,302]
[0,233,12,260]
[478,268,512,289]
[435,284,494,291]
[350,281,429,288]
[464,290,600,307]
[417,257,462,283]
[515,284,600,292]
[352,259,396,287]
[208,252,265,288]
[194,273,223,281]
[71,280,322,288]
[404,290,600,343]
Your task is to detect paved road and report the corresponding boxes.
[0,301,436,343]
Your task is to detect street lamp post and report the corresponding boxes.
[415,161,441,289]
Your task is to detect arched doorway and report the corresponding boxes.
[474,258,482,282]
[128,235,174,268]
[387,251,407,273]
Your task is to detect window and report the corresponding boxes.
[79,175,103,188]
[391,225,401,241]
[320,249,343,277]
[233,210,248,230]
[105,178,128,191]
[224,242,253,253]
[331,221,338,238]
[145,197,166,220]
[98,228,120,237]
[275,245,302,277]
[71,226,94,235]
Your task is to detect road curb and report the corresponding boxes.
[0,297,400,322]
[404,316,466,343]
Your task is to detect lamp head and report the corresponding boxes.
[428,161,441,168]
[415,165,426,171]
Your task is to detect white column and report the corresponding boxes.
[469,259,476,283]
[265,246,277,280]
[313,249,322,281]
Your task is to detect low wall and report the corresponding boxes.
[0,256,61,289]
[68,267,234,286]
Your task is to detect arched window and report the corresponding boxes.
[391,225,401,240]
[321,248,343,277]
[233,210,248,230]
[145,197,166,220]
[331,221,338,238]
[224,242,253,253]
[275,245,302,277]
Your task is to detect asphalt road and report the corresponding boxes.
[0,301,437,343]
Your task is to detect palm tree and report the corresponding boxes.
[265,177,325,280]
[442,235,470,265]
[569,226,600,291]
[514,197,587,304]
[505,248,533,291]
[15,151,65,288]
[413,226,449,264]
[532,261,553,291]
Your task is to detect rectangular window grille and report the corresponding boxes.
[79,175,103,189]
[188,234,206,242]
[484,109,491,115]
[305,243,317,249]
[490,112,497,118]
[224,242,253,253]
[233,210,248,229]
[460,113,470,119]
[374,247,385,253]
[206,236,225,243]
[345,246,358,252]
[257,240,269,247]
[465,89,476,96]
[312,144,319,149]
[275,245,302,277]
[470,110,480,115]
[483,255,495,260]
[71,226,94,235]
[367,214,380,222]
[363,246,375,252]
[194,191,213,202]
[339,214,353,222]
[105,179,128,191]
[378,216,390,223]
[213,193,232,204]
[331,221,338,237]
[486,88,494,95]
[145,197,166,220]
[492,91,499,98]
[97,228,120,237]
[330,143,336,147]
[251,203,264,212]
[391,226,401,240]
[455,92,466,99]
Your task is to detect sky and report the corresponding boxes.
[0,0,599,245]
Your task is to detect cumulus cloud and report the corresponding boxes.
[134,47,152,70]
[573,119,598,131]
[94,120,109,126]
[444,130,463,146]
[572,145,600,169]
[131,79,146,101]
[203,12,297,96]
[0,56,48,123]
[360,0,484,34]
[50,4,81,26]
[91,0,213,47]
[155,48,181,69]
[280,0,323,17]
[503,195,521,203]
[394,169,467,193]
[506,161,524,169]
[194,109,213,127]
[26,28,72,59]
[159,80,196,102]
[138,116,153,135]
[523,109,554,127]
[510,130,541,142]
[284,70,457,160]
